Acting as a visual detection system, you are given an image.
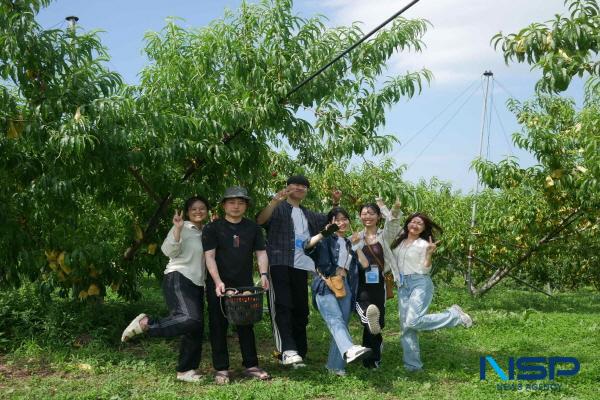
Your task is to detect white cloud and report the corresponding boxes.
[315,0,568,86]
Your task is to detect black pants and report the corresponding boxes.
[268,265,309,358]
[355,280,386,368]
[206,281,259,371]
[146,272,204,372]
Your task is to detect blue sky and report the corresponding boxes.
[37,0,585,193]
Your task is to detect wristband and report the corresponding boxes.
[260,272,269,277]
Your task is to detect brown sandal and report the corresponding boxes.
[243,366,270,380]
[214,370,230,385]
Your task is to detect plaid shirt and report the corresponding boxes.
[261,201,328,267]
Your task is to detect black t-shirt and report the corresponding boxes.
[202,217,266,287]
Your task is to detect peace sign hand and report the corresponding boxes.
[273,188,289,202]
[426,236,440,253]
[375,193,386,209]
[350,231,361,245]
[320,220,339,237]
[173,210,184,230]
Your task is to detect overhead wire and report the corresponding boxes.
[492,98,514,157]
[491,76,516,157]
[405,81,481,171]
[493,76,516,100]
[45,19,67,30]
[284,0,422,100]
[385,77,480,160]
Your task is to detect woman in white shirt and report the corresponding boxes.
[382,200,473,372]
[121,196,209,382]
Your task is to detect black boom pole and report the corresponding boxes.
[284,0,422,100]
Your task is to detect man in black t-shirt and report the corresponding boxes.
[203,186,270,384]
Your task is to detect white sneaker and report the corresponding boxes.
[366,305,381,335]
[450,304,473,328]
[345,345,372,364]
[121,313,147,342]
[176,370,201,382]
[281,350,303,366]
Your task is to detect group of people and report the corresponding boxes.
[120,175,473,383]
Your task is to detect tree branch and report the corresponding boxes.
[469,208,583,296]
[122,129,245,262]
[128,166,162,205]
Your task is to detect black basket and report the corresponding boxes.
[222,286,265,326]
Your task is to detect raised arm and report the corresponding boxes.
[382,198,404,246]
[305,222,339,249]
[161,210,185,258]
[256,188,287,225]
[350,232,370,269]
[375,196,391,220]
[305,233,324,250]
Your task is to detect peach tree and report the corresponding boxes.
[469,0,599,294]
[1,0,431,299]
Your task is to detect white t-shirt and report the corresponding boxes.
[394,238,430,275]
[161,221,206,286]
[337,236,351,270]
[291,207,316,272]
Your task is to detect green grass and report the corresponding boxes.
[0,278,598,399]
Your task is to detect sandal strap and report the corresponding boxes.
[245,366,269,378]
[215,370,230,384]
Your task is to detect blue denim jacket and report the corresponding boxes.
[307,235,359,309]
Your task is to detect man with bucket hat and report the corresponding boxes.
[257,175,341,367]
[203,186,270,384]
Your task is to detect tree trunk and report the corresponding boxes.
[469,209,582,296]
[122,129,244,261]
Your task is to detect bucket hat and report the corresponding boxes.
[220,186,251,202]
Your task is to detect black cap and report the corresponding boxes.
[220,186,251,202]
[286,175,310,188]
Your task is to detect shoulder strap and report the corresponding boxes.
[364,240,384,270]
[327,236,337,265]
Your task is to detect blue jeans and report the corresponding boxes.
[398,274,461,371]
[315,279,353,371]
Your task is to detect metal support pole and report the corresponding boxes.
[467,70,493,292]
[65,15,79,30]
